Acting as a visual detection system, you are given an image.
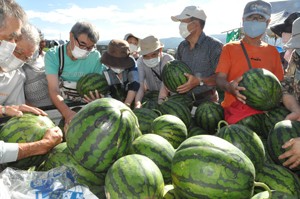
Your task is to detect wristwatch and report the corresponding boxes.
[199,79,204,86]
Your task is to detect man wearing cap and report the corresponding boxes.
[279,18,300,170]
[96,39,139,107]
[134,35,174,108]
[171,6,223,106]
[216,0,300,125]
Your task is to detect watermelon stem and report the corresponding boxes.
[254,181,272,199]
[217,120,228,131]
[152,109,162,116]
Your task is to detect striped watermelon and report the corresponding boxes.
[132,107,160,134]
[142,90,159,110]
[194,101,224,134]
[236,113,267,138]
[162,60,192,93]
[166,93,194,110]
[76,73,109,97]
[128,134,175,184]
[239,68,282,111]
[216,124,266,173]
[172,135,256,199]
[267,120,300,169]
[105,154,164,198]
[66,98,138,173]
[0,113,55,169]
[38,142,106,198]
[255,163,300,197]
[159,99,191,127]
[151,114,187,149]
[263,105,290,137]
[187,125,207,138]
[251,190,297,199]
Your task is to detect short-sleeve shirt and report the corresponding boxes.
[216,40,284,108]
[0,68,26,105]
[176,32,223,96]
[45,44,105,81]
[137,52,174,91]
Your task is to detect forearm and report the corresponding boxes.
[49,90,71,118]
[283,93,300,114]
[135,86,145,105]
[124,90,137,106]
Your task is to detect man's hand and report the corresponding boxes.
[278,138,300,169]
[42,126,63,152]
[176,73,198,94]
[83,90,103,103]
[2,104,47,117]
[226,76,247,104]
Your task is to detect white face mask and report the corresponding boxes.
[111,68,124,74]
[282,32,292,44]
[143,56,160,68]
[129,44,138,53]
[0,54,25,72]
[71,45,90,59]
[0,40,17,62]
[179,22,191,38]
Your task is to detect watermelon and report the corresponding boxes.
[171,135,256,199]
[267,120,300,170]
[161,60,192,93]
[239,68,282,111]
[251,190,297,199]
[0,113,55,169]
[166,93,194,110]
[66,98,138,173]
[194,101,224,134]
[76,73,109,97]
[105,154,164,199]
[216,124,266,173]
[38,142,106,198]
[236,113,267,138]
[132,107,160,134]
[255,163,300,197]
[159,99,192,127]
[151,114,187,149]
[142,90,159,110]
[128,134,175,184]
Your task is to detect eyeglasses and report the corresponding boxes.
[246,15,266,22]
[74,36,95,51]
[14,47,32,62]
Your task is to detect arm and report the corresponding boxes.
[283,93,300,121]
[158,84,169,104]
[124,90,137,107]
[0,104,47,117]
[135,82,145,108]
[46,74,75,124]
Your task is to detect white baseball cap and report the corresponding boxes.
[171,6,206,22]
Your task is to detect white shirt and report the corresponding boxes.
[0,140,18,164]
[0,68,26,105]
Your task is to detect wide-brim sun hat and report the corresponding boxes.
[101,39,135,69]
[139,35,164,56]
[270,12,300,37]
[284,17,300,49]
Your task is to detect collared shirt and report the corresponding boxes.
[0,141,18,164]
[175,32,223,96]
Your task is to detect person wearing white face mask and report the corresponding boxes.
[171,6,223,107]
[134,35,174,108]
[44,21,105,130]
[86,39,140,107]
[215,0,300,125]
[124,33,140,60]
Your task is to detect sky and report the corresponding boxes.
[16,0,283,42]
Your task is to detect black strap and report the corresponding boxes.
[151,68,162,81]
[240,41,252,69]
[58,45,65,77]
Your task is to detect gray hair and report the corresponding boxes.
[0,0,27,28]
[20,23,41,52]
[70,21,99,43]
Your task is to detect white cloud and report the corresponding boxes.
[25,0,278,41]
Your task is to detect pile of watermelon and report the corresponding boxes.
[1,67,300,198]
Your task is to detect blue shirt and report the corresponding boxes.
[175,32,223,95]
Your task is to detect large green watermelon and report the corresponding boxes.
[66,98,138,173]
[128,134,175,184]
[76,73,109,97]
[216,124,266,174]
[151,114,187,149]
[267,120,300,170]
[132,107,160,134]
[171,135,256,199]
[239,68,282,111]
[105,154,165,199]
[0,113,55,169]
[162,60,192,93]
[194,101,224,134]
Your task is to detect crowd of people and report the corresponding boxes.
[1,0,300,173]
